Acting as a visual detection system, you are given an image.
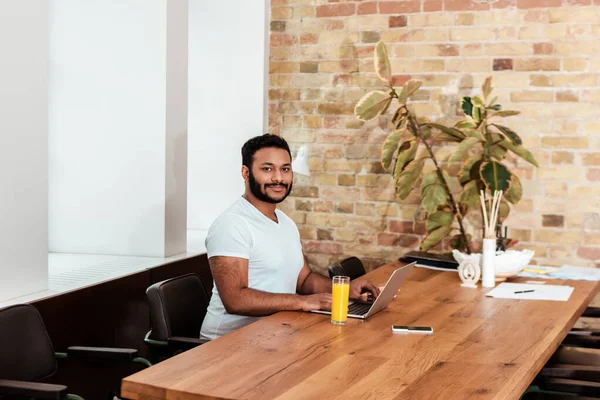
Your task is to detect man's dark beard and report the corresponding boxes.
[248,170,292,204]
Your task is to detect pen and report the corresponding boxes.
[514,290,535,294]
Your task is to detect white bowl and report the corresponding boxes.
[452,249,535,282]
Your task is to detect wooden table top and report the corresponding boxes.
[122,262,600,400]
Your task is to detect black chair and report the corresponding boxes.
[524,346,600,399]
[144,273,210,361]
[327,256,366,280]
[0,304,149,399]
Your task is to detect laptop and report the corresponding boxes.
[310,262,415,320]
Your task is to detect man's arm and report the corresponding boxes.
[296,257,382,301]
[296,258,332,295]
[210,256,331,316]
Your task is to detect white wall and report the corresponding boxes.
[0,0,49,301]
[187,0,269,230]
[49,0,188,257]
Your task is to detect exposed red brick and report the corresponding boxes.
[317,229,334,241]
[314,201,333,212]
[332,74,351,86]
[270,21,286,32]
[389,15,408,28]
[533,43,553,55]
[379,1,421,14]
[300,33,318,45]
[493,58,513,71]
[391,75,412,86]
[517,0,561,8]
[588,168,600,181]
[424,0,443,11]
[325,20,345,31]
[271,33,297,47]
[357,46,376,58]
[389,221,427,235]
[542,215,564,227]
[492,0,517,8]
[303,241,343,254]
[445,0,491,11]
[377,233,421,248]
[324,117,341,129]
[316,3,355,18]
[577,247,600,261]
[358,2,378,15]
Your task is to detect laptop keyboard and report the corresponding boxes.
[348,302,372,316]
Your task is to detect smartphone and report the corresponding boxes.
[392,325,433,334]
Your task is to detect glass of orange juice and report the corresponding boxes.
[331,276,350,325]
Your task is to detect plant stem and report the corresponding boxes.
[406,113,473,254]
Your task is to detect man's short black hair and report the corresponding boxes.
[241,133,292,168]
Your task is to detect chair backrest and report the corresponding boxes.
[328,257,366,280]
[146,273,210,341]
[340,256,366,280]
[0,304,57,381]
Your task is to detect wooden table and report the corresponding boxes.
[122,262,600,400]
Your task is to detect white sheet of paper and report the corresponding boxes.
[552,266,600,281]
[485,282,573,301]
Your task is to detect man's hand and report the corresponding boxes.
[349,279,381,302]
[301,293,332,311]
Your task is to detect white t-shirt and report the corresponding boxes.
[200,196,304,340]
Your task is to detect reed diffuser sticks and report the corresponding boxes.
[480,190,503,239]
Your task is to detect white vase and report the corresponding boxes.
[481,238,496,288]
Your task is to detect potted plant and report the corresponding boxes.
[354,41,538,254]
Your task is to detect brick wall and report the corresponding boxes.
[268,0,600,273]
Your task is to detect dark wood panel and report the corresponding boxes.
[27,253,211,400]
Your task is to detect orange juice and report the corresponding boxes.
[331,276,350,325]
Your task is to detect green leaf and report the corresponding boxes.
[505,174,522,204]
[488,104,502,111]
[464,129,485,141]
[421,226,452,251]
[381,130,405,170]
[424,123,465,140]
[455,119,478,129]
[422,185,448,215]
[355,91,393,121]
[396,159,424,200]
[487,96,498,108]
[393,140,418,179]
[489,144,507,161]
[472,96,485,107]
[449,137,480,163]
[460,156,480,185]
[492,124,522,146]
[459,180,481,208]
[462,97,473,117]
[421,170,451,191]
[436,133,463,143]
[482,77,493,101]
[473,106,481,122]
[498,200,510,219]
[469,159,484,182]
[500,140,539,167]
[480,161,512,192]
[374,41,391,84]
[489,110,520,118]
[426,211,454,233]
[450,233,471,252]
[391,107,407,124]
[398,79,422,104]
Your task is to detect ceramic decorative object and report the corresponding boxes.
[452,249,535,282]
[458,258,481,288]
[481,238,496,288]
